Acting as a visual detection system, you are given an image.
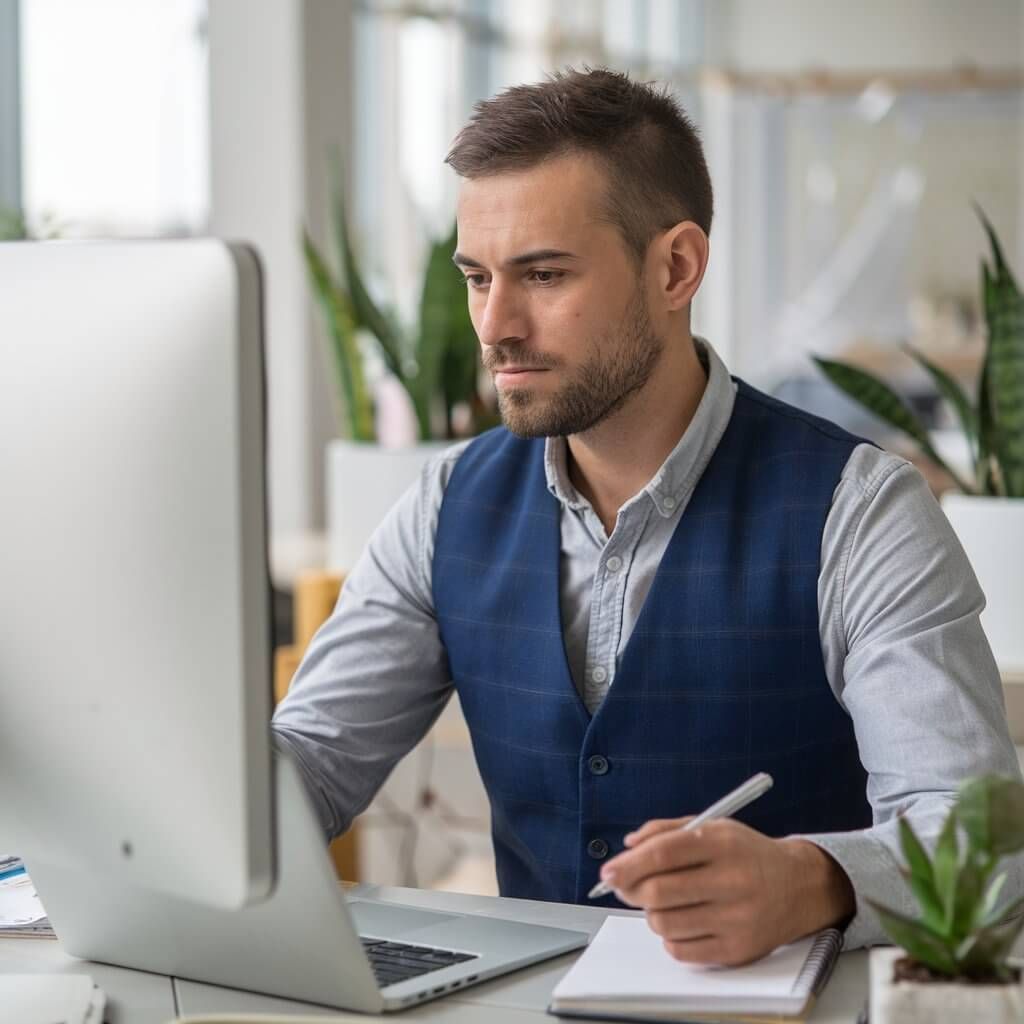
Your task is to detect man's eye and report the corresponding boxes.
[529,270,563,285]
[463,274,488,289]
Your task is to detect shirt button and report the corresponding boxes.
[587,838,609,859]
[605,555,623,573]
[662,496,677,511]
[588,755,609,776]
[591,666,608,684]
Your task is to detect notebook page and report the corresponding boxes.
[553,916,816,1002]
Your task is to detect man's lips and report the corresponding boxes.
[492,367,550,386]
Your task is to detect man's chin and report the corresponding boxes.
[497,394,558,439]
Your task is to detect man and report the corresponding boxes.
[273,68,1021,965]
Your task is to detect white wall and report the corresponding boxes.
[207,0,353,550]
[697,0,1024,374]
[706,0,1024,72]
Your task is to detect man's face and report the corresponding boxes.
[454,153,663,438]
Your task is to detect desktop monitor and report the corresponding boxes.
[0,239,275,909]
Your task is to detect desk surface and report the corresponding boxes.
[0,883,869,1022]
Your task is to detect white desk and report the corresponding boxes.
[0,884,868,1022]
[0,933,174,1023]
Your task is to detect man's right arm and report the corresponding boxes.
[271,442,469,838]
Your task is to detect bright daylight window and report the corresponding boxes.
[19,0,208,238]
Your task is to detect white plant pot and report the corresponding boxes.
[326,440,451,572]
[941,494,1024,676]
[870,947,1024,1024]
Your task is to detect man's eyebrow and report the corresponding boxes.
[451,249,580,270]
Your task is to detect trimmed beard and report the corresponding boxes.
[493,288,663,438]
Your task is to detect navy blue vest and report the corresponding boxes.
[432,381,871,906]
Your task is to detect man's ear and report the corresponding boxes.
[655,221,709,313]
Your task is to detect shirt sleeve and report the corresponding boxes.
[801,444,1023,950]
[271,442,470,839]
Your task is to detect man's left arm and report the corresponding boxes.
[603,447,1023,962]
[795,447,1022,950]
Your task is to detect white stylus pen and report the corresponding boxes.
[587,771,774,899]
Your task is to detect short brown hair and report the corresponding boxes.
[445,67,713,263]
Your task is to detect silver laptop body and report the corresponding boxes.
[26,748,589,1012]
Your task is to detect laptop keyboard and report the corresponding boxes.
[360,937,479,988]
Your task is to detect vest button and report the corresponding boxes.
[588,754,609,775]
[587,838,609,859]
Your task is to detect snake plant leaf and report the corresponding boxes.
[303,230,375,441]
[981,254,1024,497]
[328,152,406,381]
[975,202,1021,292]
[438,226,483,432]
[976,262,1002,494]
[812,356,974,493]
[932,810,960,929]
[865,899,958,976]
[959,776,1024,857]
[412,222,468,440]
[905,345,978,452]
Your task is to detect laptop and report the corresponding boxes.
[25,751,589,1013]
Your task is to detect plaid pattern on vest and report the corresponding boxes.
[432,380,871,906]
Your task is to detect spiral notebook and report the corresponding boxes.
[549,916,841,1023]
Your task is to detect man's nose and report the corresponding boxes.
[476,281,527,350]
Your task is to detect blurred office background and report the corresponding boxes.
[3,0,1022,892]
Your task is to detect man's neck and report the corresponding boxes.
[566,336,708,536]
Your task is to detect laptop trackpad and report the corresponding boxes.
[348,899,462,939]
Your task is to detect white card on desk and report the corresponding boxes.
[0,974,105,1024]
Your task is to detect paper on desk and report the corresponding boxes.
[552,915,816,1001]
[0,856,54,936]
[0,974,104,1024]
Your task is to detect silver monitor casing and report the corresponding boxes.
[0,239,274,909]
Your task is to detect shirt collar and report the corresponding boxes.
[543,337,736,517]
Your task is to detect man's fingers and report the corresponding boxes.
[602,826,713,893]
[662,935,747,967]
[623,815,695,847]
[613,860,722,910]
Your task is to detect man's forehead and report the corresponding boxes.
[455,154,609,241]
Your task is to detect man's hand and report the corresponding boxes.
[598,817,855,966]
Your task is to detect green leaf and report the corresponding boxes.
[302,230,375,441]
[955,913,1024,978]
[328,150,407,381]
[898,819,944,931]
[412,222,473,440]
[932,810,960,929]
[950,856,986,941]
[905,345,978,452]
[959,776,1024,858]
[978,873,1010,928]
[812,356,975,493]
[975,202,1021,292]
[984,891,1024,929]
[975,206,1024,497]
[865,899,958,976]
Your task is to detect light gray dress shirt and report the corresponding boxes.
[273,339,1023,950]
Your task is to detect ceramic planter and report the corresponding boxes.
[870,947,1024,1024]
[325,439,451,572]
[941,494,1024,676]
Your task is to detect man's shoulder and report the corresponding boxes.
[732,378,871,451]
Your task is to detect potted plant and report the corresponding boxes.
[303,166,495,570]
[813,207,1024,674]
[867,774,1024,1023]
